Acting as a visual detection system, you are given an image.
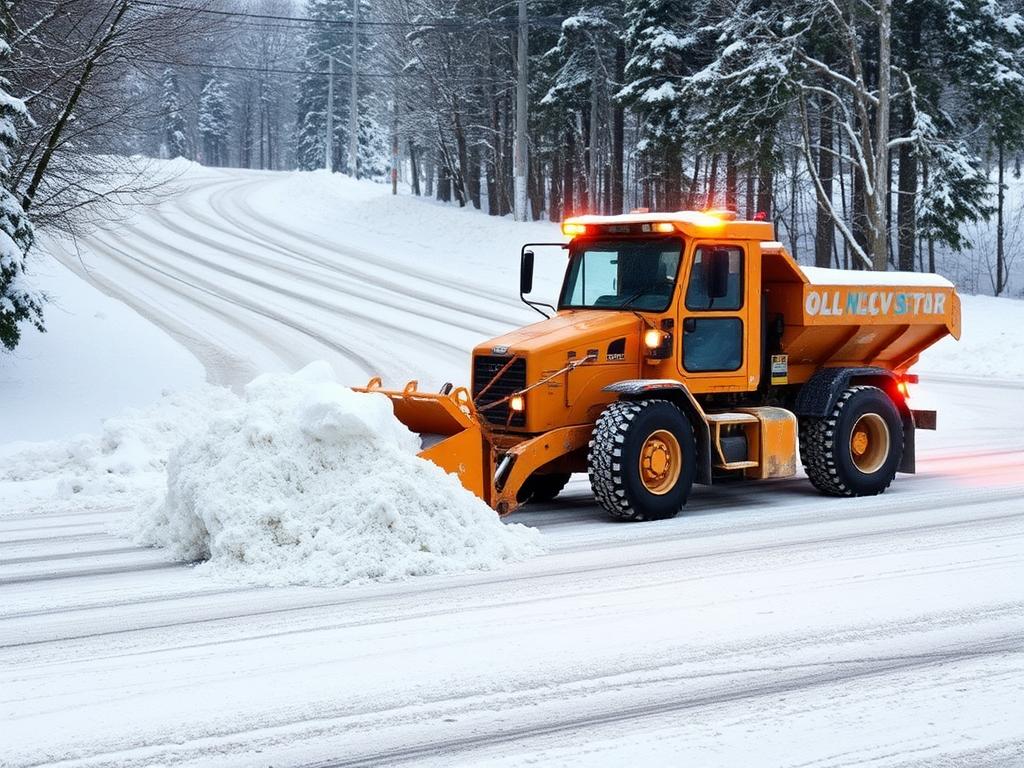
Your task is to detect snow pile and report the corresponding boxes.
[0,385,235,500]
[135,362,542,586]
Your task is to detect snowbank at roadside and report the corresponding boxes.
[134,362,542,586]
[917,294,1024,381]
[0,252,205,443]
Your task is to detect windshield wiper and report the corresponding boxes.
[615,286,660,329]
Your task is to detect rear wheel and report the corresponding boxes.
[588,399,696,521]
[517,472,572,504]
[799,385,903,496]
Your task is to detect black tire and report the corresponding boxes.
[516,472,572,504]
[588,399,696,521]
[799,385,904,497]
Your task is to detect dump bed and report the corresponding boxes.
[761,243,961,382]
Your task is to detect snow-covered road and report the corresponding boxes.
[4,167,1024,767]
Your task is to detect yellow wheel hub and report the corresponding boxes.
[849,413,890,474]
[639,429,682,495]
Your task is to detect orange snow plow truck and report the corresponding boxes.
[355,210,960,521]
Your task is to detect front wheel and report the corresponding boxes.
[799,385,904,496]
[588,399,696,521]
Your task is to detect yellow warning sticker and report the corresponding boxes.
[770,354,788,385]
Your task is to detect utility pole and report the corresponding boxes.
[513,0,528,221]
[349,0,359,178]
[325,56,334,172]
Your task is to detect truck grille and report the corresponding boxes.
[472,355,526,427]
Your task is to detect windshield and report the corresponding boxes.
[560,237,683,312]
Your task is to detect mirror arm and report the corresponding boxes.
[518,242,565,319]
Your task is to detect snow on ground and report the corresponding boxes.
[918,293,1024,381]
[0,252,204,443]
[135,362,540,587]
[1,163,1023,768]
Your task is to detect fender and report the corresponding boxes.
[603,379,714,485]
[794,366,917,474]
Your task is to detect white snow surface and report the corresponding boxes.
[2,163,1023,768]
[135,362,541,586]
[800,264,955,287]
[0,254,204,442]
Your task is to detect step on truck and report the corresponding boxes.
[356,209,960,520]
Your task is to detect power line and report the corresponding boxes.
[132,1,566,30]
[138,58,516,83]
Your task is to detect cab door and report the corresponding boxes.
[677,240,759,393]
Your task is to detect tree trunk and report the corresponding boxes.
[745,164,755,219]
[528,154,544,220]
[815,96,835,268]
[437,160,451,202]
[685,153,699,209]
[756,142,773,218]
[589,60,600,212]
[789,144,799,260]
[896,106,917,271]
[641,153,652,209]
[598,162,606,214]
[563,123,575,218]
[997,139,1006,295]
[467,143,481,209]
[706,153,719,208]
[452,110,470,207]
[579,114,590,213]
[666,147,682,210]
[409,141,420,196]
[725,153,737,212]
[870,0,892,271]
[549,152,561,222]
[611,41,625,214]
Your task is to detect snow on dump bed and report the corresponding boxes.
[134,362,542,586]
[800,265,954,288]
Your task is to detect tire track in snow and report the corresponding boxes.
[4,494,1020,649]
[102,218,475,358]
[48,235,291,385]
[79,232,379,376]
[215,175,526,312]
[27,635,1021,768]
[310,640,1024,768]
[163,174,525,327]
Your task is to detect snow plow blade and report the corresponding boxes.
[353,378,492,504]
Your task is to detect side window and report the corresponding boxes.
[685,246,744,311]
[683,318,743,372]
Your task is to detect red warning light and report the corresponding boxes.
[753,210,768,221]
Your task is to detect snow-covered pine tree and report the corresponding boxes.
[295,0,372,173]
[160,68,189,160]
[619,0,698,210]
[542,1,623,214]
[198,77,232,167]
[939,0,1024,292]
[0,18,43,351]
[674,1,789,217]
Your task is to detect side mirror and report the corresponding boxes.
[707,248,730,299]
[520,249,535,295]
